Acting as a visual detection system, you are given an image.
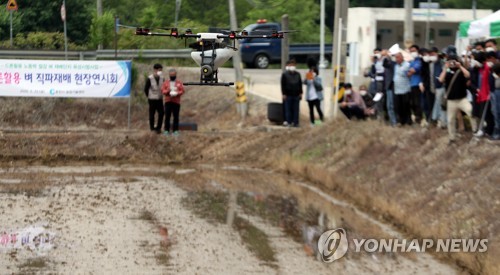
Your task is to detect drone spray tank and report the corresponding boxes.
[190,33,237,81]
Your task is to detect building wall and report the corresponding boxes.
[376,21,458,50]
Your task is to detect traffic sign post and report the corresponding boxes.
[6,0,18,11]
[6,0,18,47]
[61,1,68,60]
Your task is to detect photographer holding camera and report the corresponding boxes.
[439,55,476,143]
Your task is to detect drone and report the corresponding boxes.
[135,27,287,86]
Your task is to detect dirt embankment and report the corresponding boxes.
[0,67,498,274]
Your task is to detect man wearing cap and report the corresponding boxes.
[281,59,303,127]
[144,63,165,133]
[439,55,476,143]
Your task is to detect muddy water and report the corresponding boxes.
[173,164,459,274]
[0,164,458,274]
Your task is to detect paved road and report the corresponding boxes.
[183,67,335,117]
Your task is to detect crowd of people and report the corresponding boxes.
[343,39,500,143]
[144,63,185,136]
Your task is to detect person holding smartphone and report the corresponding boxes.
[439,55,476,143]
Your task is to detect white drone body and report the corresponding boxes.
[195,33,224,43]
[190,33,236,70]
[191,48,236,71]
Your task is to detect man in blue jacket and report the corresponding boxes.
[408,45,423,125]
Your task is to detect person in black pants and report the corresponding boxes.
[144,64,165,133]
[394,92,412,125]
[281,59,303,127]
[161,69,185,135]
[304,66,324,125]
[393,52,412,125]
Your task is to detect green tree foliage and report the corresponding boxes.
[242,0,323,43]
[89,11,115,49]
[14,32,64,49]
[18,0,94,45]
[0,8,23,42]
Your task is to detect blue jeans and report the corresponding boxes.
[386,89,397,126]
[432,87,447,126]
[284,95,300,126]
[492,89,500,138]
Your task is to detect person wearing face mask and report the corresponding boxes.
[383,50,398,126]
[471,51,495,138]
[421,47,444,127]
[407,44,424,125]
[419,48,433,125]
[161,68,185,136]
[491,63,500,140]
[485,39,500,59]
[364,48,381,97]
[281,59,303,127]
[474,41,486,52]
[371,48,388,120]
[304,66,324,125]
[393,52,412,125]
[144,63,165,134]
[340,83,366,120]
[438,55,476,143]
[359,84,375,108]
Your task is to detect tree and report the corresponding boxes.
[89,11,115,49]
[18,0,93,45]
[242,0,323,43]
[0,9,23,42]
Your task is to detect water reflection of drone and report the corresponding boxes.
[135,27,287,86]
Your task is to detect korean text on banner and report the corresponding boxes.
[0,60,132,98]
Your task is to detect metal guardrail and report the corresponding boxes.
[0,49,192,60]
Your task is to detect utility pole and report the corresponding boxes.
[281,14,289,71]
[97,0,103,50]
[175,0,182,27]
[9,10,13,47]
[114,16,118,59]
[320,0,326,69]
[228,0,247,119]
[425,0,430,48]
[472,0,477,20]
[404,0,414,49]
[330,0,348,119]
[62,0,68,60]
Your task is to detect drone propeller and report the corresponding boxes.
[135,27,201,38]
[158,27,197,31]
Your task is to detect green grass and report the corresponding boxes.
[233,216,277,265]
[294,144,327,161]
[18,257,49,271]
[182,191,228,224]
[182,191,277,266]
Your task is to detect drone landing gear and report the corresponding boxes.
[184,67,234,86]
